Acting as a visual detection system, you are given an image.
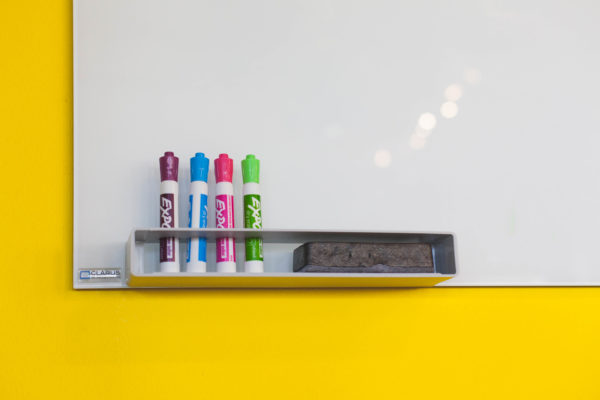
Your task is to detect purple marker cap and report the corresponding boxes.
[159,151,179,181]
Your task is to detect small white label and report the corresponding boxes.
[79,268,122,282]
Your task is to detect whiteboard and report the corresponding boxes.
[74,0,600,286]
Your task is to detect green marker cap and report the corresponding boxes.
[241,154,260,183]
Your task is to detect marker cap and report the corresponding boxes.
[241,154,260,184]
[190,152,209,182]
[214,153,233,183]
[159,151,179,181]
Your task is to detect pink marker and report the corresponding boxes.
[214,154,236,272]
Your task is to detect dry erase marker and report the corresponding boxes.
[214,154,236,272]
[159,151,179,272]
[242,155,263,272]
[186,153,209,272]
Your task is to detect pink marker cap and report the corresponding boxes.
[159,151,179,181]
[214,153,233,183]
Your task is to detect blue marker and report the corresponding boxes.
[186,153,209,272]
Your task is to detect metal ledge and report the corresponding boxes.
[125,228,456,288]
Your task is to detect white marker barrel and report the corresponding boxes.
[187,180,208,272]
[159,152,179,272]
[243,182,263,272]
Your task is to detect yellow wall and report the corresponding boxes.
[2,2,600,399]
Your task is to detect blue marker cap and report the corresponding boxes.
[190,153,209,182]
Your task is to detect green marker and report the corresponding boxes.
[242,154,263,272]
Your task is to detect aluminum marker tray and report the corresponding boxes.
[119,229,455,289]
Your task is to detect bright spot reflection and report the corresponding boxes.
[444,84,463,101]
[464,68,482,85]
[440,101,458,118]
[418,112,437,130]
[409,135,426,150]
[373,149,392,168]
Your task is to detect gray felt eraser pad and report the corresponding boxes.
[293,242,434,273]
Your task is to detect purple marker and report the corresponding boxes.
[214,154,236,272]
[159,152,179,272]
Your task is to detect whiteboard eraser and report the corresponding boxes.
[293,242,434,273]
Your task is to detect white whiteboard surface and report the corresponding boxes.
[74,0,600,286]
